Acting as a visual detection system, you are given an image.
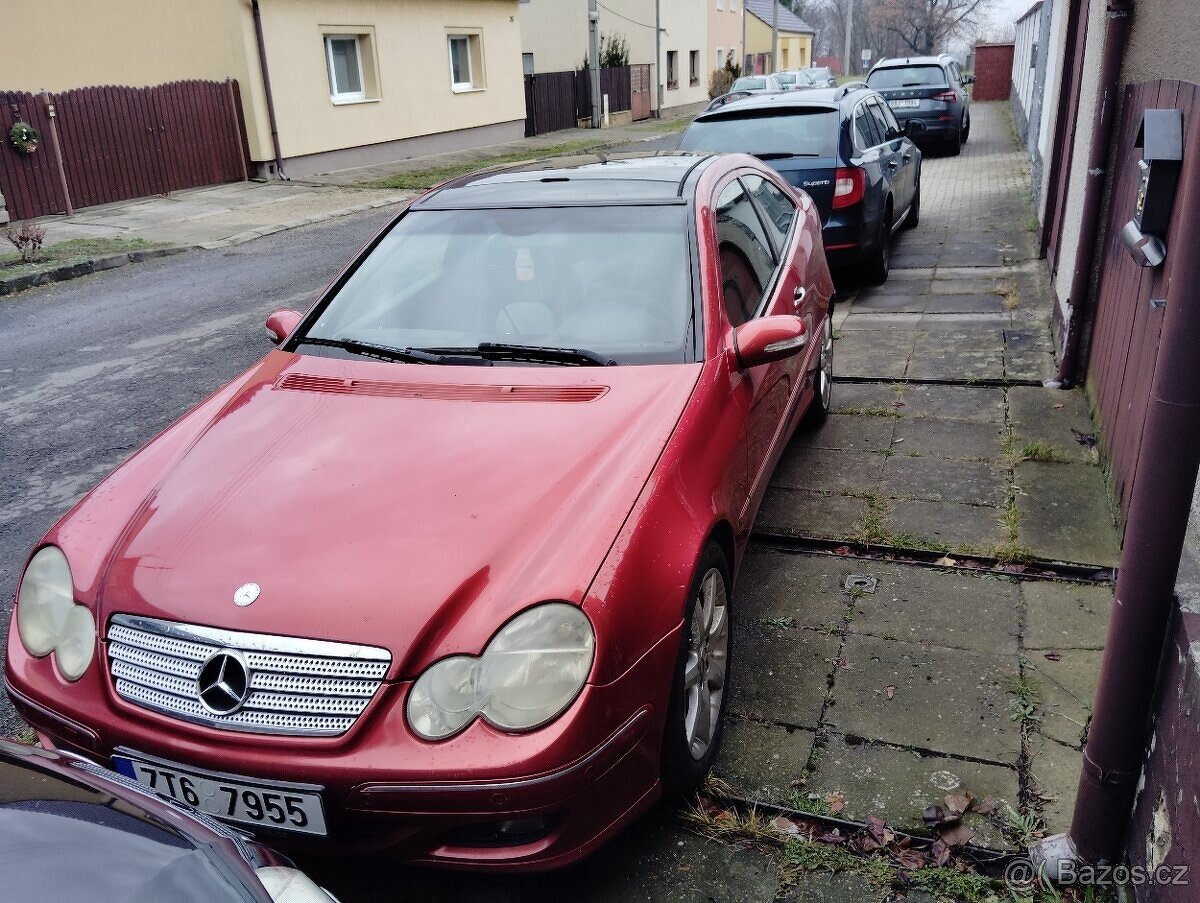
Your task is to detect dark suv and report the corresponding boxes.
[866,54,973,155]
[678,85,923,283]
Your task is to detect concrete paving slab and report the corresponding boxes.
[837,312,923,330]
[729,622,837,729]
[830,382,901,414]
[771,446,886,494]
[840,352,910,379]
[830,635,1022,762]
[756,489,865,540]
[1025,649,1101,749]
[794,414,894,452]
[713,718,815,804]
[882,456,1007,507]
[779,871,893,902]
[905,350,1005,381]
[851,293,926,313]
[805,735,1019,849]
[1008,386,1095,458]
[1027,734,1086,835]
[921,294,1005,314]
[896,385,1005,423]
[846,563,1021,655]
[893,419,1006,461]
[884,499,1006,551]
[736,549,852,629]
[1023,581,1113,651]
[929,277,1006,295]
[1015,462,1120,565]
[833,331,915,357]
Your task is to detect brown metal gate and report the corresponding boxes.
[631,64,651,121]
[1085,79,1200,520]
[0,79,248,221]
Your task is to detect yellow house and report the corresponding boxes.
[744,0,815,73]
[0,0,525,179]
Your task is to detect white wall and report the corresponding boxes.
[660,0,710,110]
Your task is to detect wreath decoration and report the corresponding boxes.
[9,121,39,155]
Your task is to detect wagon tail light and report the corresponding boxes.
[832,167,865,209]
[931,90,957,103]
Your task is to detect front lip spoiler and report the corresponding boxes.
[347,706,651,811]
[4,676,101,751]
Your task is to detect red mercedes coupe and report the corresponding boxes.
[6,152,834,869]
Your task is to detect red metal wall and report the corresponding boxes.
[972,44,1015,101]
[0,80,248,220]
[1085,79,1200,519]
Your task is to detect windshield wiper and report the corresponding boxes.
[425,342,617,366]
[756,152,821,160]
[296,337,490,365]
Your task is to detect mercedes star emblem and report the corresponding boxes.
[233,582,261,607]
[196,650,251,715]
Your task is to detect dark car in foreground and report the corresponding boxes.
[6,152,835,870]
[0,740,330,901]
[866,54,973,155]
[678,86,923,283]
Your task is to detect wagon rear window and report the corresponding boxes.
[679,108,839,158]
[866,66,948,89]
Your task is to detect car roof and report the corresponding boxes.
[412,152,718,210]
[694,86,873,119]
[872,55,955,69]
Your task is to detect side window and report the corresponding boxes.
[868,99,897,142]
[853,104,881,150]
[948,63,961,86]
[741,174,797,256]
[877,99,902,137]
[714,180,778,326]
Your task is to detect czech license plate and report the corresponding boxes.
[889,99,920,109]
[113,754,327,835]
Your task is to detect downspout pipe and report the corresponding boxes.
[1061,122,1200,866]
[250,0,287,180]
[1055,0,1133,386]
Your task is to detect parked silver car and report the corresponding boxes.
[731,74,786,95]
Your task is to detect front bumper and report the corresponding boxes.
[5,623,678,870]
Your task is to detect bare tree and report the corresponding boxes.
[870,0,995,56]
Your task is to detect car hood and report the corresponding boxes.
[94,352,700,678]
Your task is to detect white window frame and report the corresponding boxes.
[717,0,725,9]
[325,34,366,103]
[716,47,723,70]
[448,34,475,92]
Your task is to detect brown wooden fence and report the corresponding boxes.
[1,79,248,221]
[524,67,635,137]
[1085,79,1199,520]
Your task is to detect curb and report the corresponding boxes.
[0,194,414,297]
[0,246,190,297]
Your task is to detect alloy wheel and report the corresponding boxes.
[817,320,833,412]
[683,567,729,760]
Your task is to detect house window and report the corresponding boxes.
[690,51,700,86]
[730,0,737,10]
[448,33,484,92]
[325,35,365,102]
[716,47,723,70]
[522,52,535,75]
[717,0,725,9]
[667,50,678,89]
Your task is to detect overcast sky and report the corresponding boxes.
[990,0,1038,28]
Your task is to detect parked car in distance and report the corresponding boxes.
[731,73,786,95]
[776,70,822,91]
[0,739,331,902]
[678,86,923,283]
[6,152,835,871]
[866,54,973,155]
[807,66,838,88]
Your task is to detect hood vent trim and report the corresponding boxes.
[275,372,608,403]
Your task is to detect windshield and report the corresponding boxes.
[303,206,694,365]
[776,73,797,85]
[733,77,766,91]
[680,109,839,157]
[867,66,948,89]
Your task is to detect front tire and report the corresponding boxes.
[803,317,833,427]
[661,542,732,797]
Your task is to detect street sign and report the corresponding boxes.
[861,49,872,64]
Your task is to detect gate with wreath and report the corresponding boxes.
[1,79,248,221]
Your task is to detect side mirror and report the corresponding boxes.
[733,315,807,369]
[962,75,975,86]
[903,119,928,137]
[265,308,302,344]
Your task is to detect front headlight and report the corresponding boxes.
[407,602,594,740]
[16,546,96,682]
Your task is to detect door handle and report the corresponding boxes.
[887,160,899,170]
[903,152,912,161]
[793,286,806,308]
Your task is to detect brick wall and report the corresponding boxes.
[973,43,1015,101]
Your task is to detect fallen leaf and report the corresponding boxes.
[833,545,851,556]
[771,815,801,836]
[938,823,976,847]
[945,792,974,816]
[933,555,958,566]
[866,815,895,845]
[885,685,895,700]
[825,791,846,814]
[922,804,961,828]
[1044,650,1063,661]
[894,846,929,869]
[971,795,999,815]
[892,400,906,407]
[820,830,847,844]
[1053,403,1064,409]
[930,839,951,866]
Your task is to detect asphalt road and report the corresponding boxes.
[0,206,701,900]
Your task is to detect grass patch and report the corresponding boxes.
[1,237,163,282]
[361,138,648,190]
[1006,674,1042,726]
[839,406,902,419]
[1000,283,1020,311]
[1017,440,1073,464]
